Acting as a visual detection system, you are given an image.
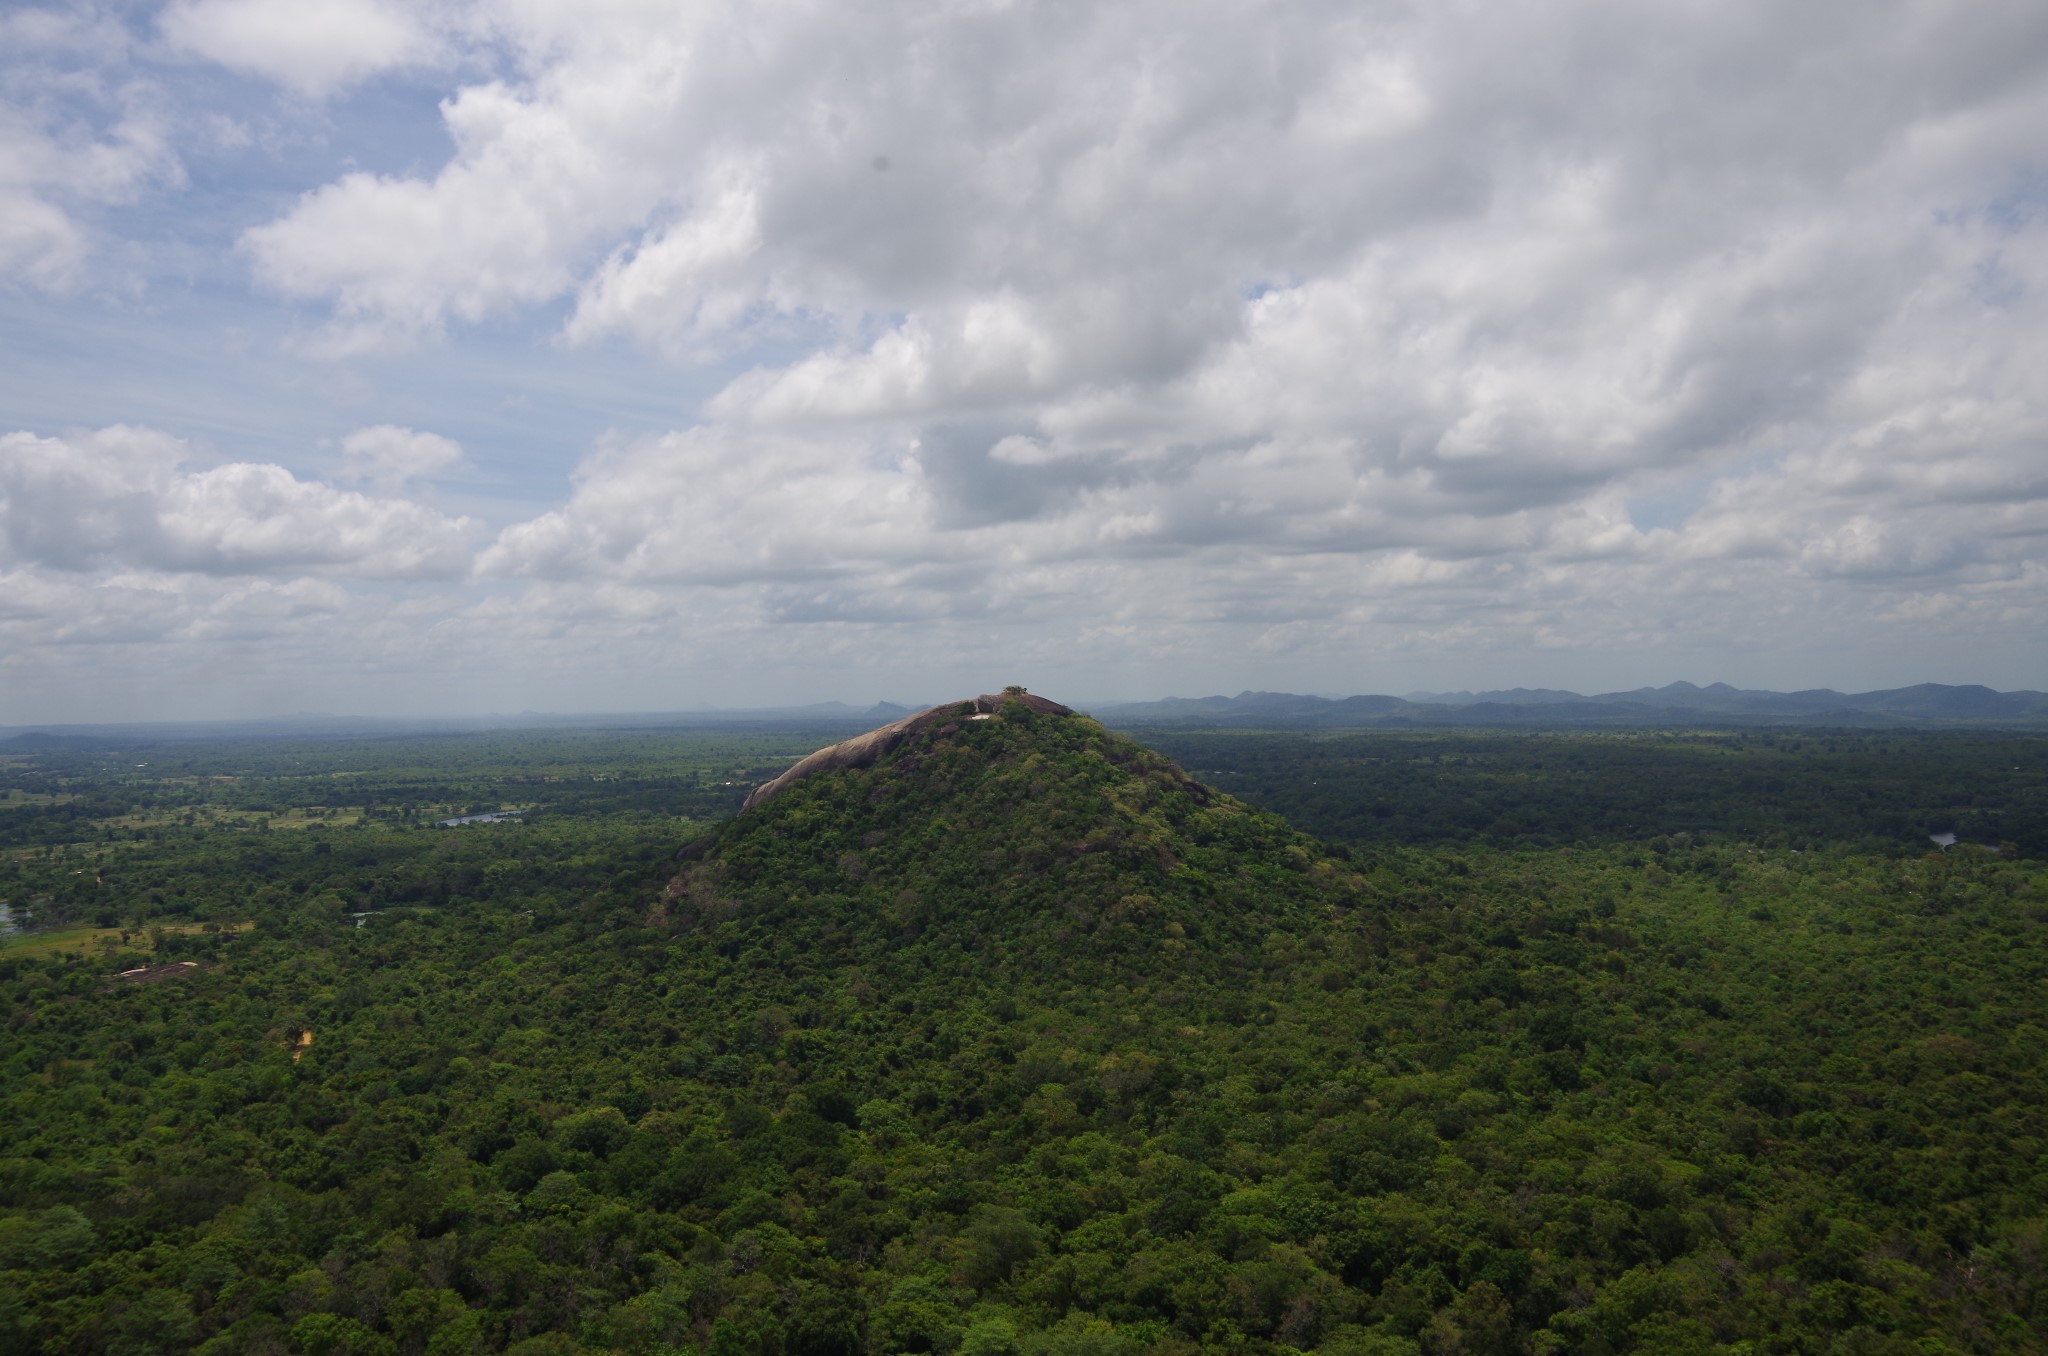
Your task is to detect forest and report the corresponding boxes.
[1,708,2043,1355]
[1113,728,2048,857]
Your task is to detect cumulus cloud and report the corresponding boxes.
[0,21,179,288]
[241,61,686,347]
[238,0,2048,381]
[12,0,2048,712]
[338,424,467,488]
[157,0,436,97]
[477,428,936,590]
[0,426,480,577]
[238,0,2048,526]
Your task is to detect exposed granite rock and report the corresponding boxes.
[741,690,1075,811]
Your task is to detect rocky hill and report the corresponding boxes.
[667,690,1357,996]
[740,692,1079,811]
[632,689,2047,1353]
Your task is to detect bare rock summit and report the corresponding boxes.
[742,689,1074,812]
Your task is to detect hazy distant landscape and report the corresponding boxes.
[1096,682,2048,729]
[9,681,2048,748]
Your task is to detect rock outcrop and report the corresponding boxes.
[741,689,1074,811]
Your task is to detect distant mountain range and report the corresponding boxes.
[7,683,2046,745]
[1090,681,2048,729]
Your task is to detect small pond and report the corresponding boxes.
[438,810,528,827]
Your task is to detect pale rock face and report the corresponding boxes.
[741,691,1075,811]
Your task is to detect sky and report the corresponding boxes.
[3,0,2047,722]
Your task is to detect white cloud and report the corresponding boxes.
[0,65,178,288]
[338,424,467,488]
[157,0,435,97]
[0,426,480,577]
[476,427,938,589]
[233,0,2048,530]
[0,7,133,62]
[241,55,695,346]
[564,182,764,357]
[11,0,2048,712]
[0,188,81,288]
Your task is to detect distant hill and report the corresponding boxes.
[1094,681,2048,728]
[1401,686,1588,706]
[861,700,916,721]
[0,731,136,751]
[669,691,1338,970]
[7,683,2041,744]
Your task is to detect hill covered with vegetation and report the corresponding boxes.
[0,697,2044,1354]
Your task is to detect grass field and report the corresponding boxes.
[0,788,74,806]
[0,920,252,960]
[88,806,369,831]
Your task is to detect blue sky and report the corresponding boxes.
[3,0,2047,722]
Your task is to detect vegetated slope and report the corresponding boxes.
[666,694,1348,999]
[0,697,2043,1355]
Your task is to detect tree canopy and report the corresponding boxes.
[1,704,2043,1354]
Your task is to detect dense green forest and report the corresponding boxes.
[1116,729,2048,858]
[2,708,2044,1355]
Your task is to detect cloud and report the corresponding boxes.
[338,424,467,488]
[235,0,2048,533]
[0,567,354,650]
[563,183,765,357]
[0,33,179,288]
[11,0,2048,712]
[240,63,684,347]
[157,0,435,97]
[476,427,938,588]
[0,426,480,577]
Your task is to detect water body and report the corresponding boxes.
[0,902,15,936]
[1929,832,1958,849]
[437,810,528,827]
